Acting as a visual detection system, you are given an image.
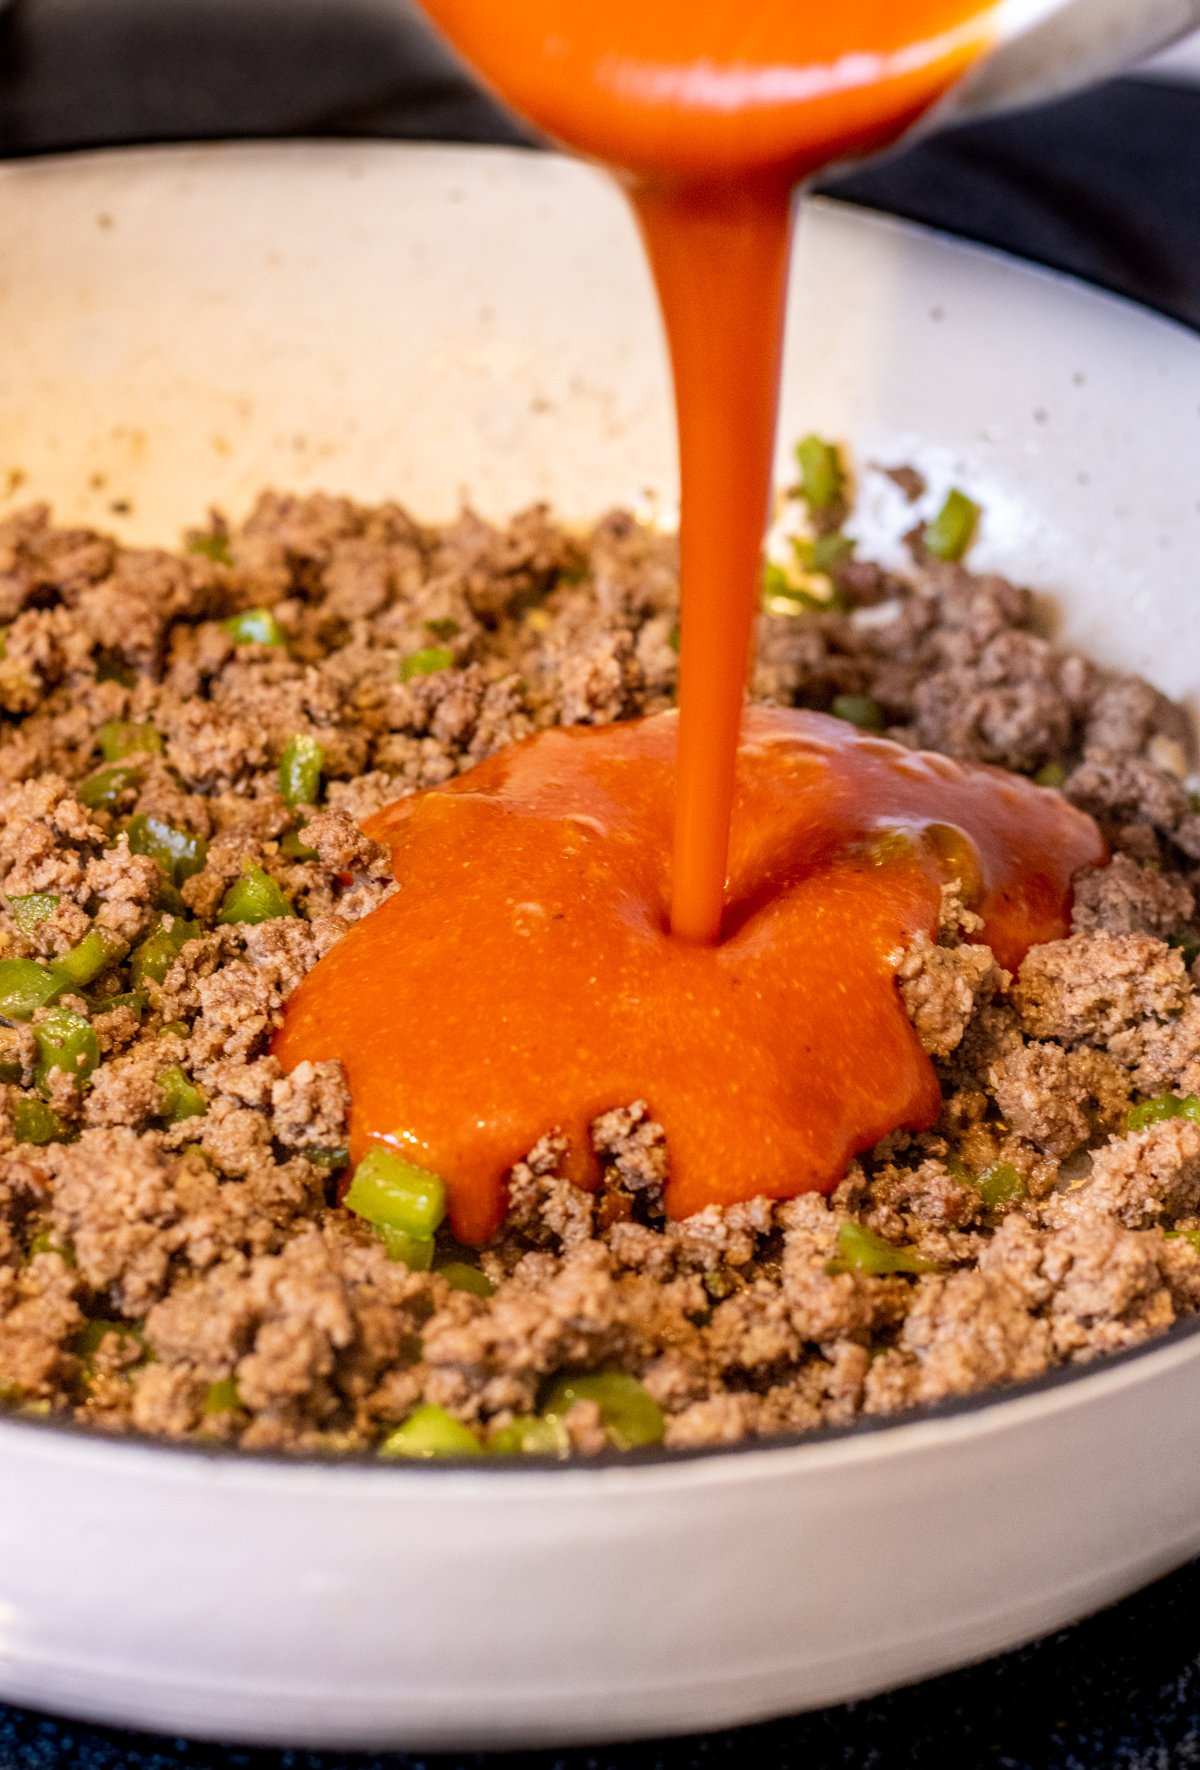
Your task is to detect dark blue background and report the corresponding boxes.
[2,4,1199,1762]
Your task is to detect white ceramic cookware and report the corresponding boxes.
[0,143,1199,1749]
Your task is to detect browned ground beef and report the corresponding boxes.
[2,483,1200,1456]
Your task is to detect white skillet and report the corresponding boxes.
[0,143,1198,1749]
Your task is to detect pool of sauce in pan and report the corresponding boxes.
[276,711,1103,1245]
[276,1,1106,1241]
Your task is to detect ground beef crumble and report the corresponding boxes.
[2,480,1200,1457]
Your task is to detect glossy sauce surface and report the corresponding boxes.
[275,710,1105,1245]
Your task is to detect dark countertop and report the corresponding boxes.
[1,6,1199,1764]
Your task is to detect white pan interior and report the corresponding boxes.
[2,141,1199,715]
[0,143,1199,1751]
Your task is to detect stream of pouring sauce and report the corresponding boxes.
[276,0,1108,1242]
[416,0,1004,941]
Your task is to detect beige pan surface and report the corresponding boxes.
[0,143,1198,1749]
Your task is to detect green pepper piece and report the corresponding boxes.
[1034,762,1067,789]
[398,645,454,682]
[157,1065,207,1123]
[343,1146,447,1239]
[278,734,325,808]
[74,1318,145,1377]
[974,1162,1027,1210]
[77,763,144,811]
[667,621,681,654]
[203,1376,242,1413]
[1168,930,1200,968]
[8,893,59,936]
[126,813,208,885]
[790,535,856,578]
[97,720,163,762]
[217,864,295,926]
[91,989,147,1019]
[12,1097,65,1145]
[436,1259,496,1298]
[222,607,286,647]
[762,562,803,612]
[795,434,845,511]
[703,1270,736,1302]
[540,1370,665,1451]
[424,618,460,641]
[826,1220,939,1277]
[762,561,828,615]
[489,1415,569,1457]
[188,533,233,565]
[129,917,201,987]
[54,927,126,989]
[303,1145,349,1174]
[809,532,855,574]
[376,1225,435,1270]
[924,488,981,562]
[280,826,320,862]
[1126,1092,1200,1133]
[28,1229,73,1263]
[153,878,189,918]
[33,1009,100,1097]
[831,694,886,732]
[379,1405,484,1460]
[94,650,136,687]
[74,1320,123,1359]
[0,959,65,1021]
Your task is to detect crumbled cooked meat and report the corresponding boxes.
[1070,852,1195,939]
[300,809,393,881]
[988,1043,1128,1159]
[270,1060,349,1149]
[1014,934,1190,1045]
[1040,1217,1175,1359]
[899,1271,1051,1401]
[897,931,1001,1057]
[1,486,1199,1456]
[591,1101,668,1200]
[1056,1118,1200,1230]
[869,1159,981,1231]
[880,464,927,502]
[909,631,1073,773]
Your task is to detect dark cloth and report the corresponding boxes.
[1,5,1199,1763]
[0,0,530,156]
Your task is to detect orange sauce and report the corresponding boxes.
[275,711,1104,1245]
[416,0,1002,941]
[275,0,1106,1242]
